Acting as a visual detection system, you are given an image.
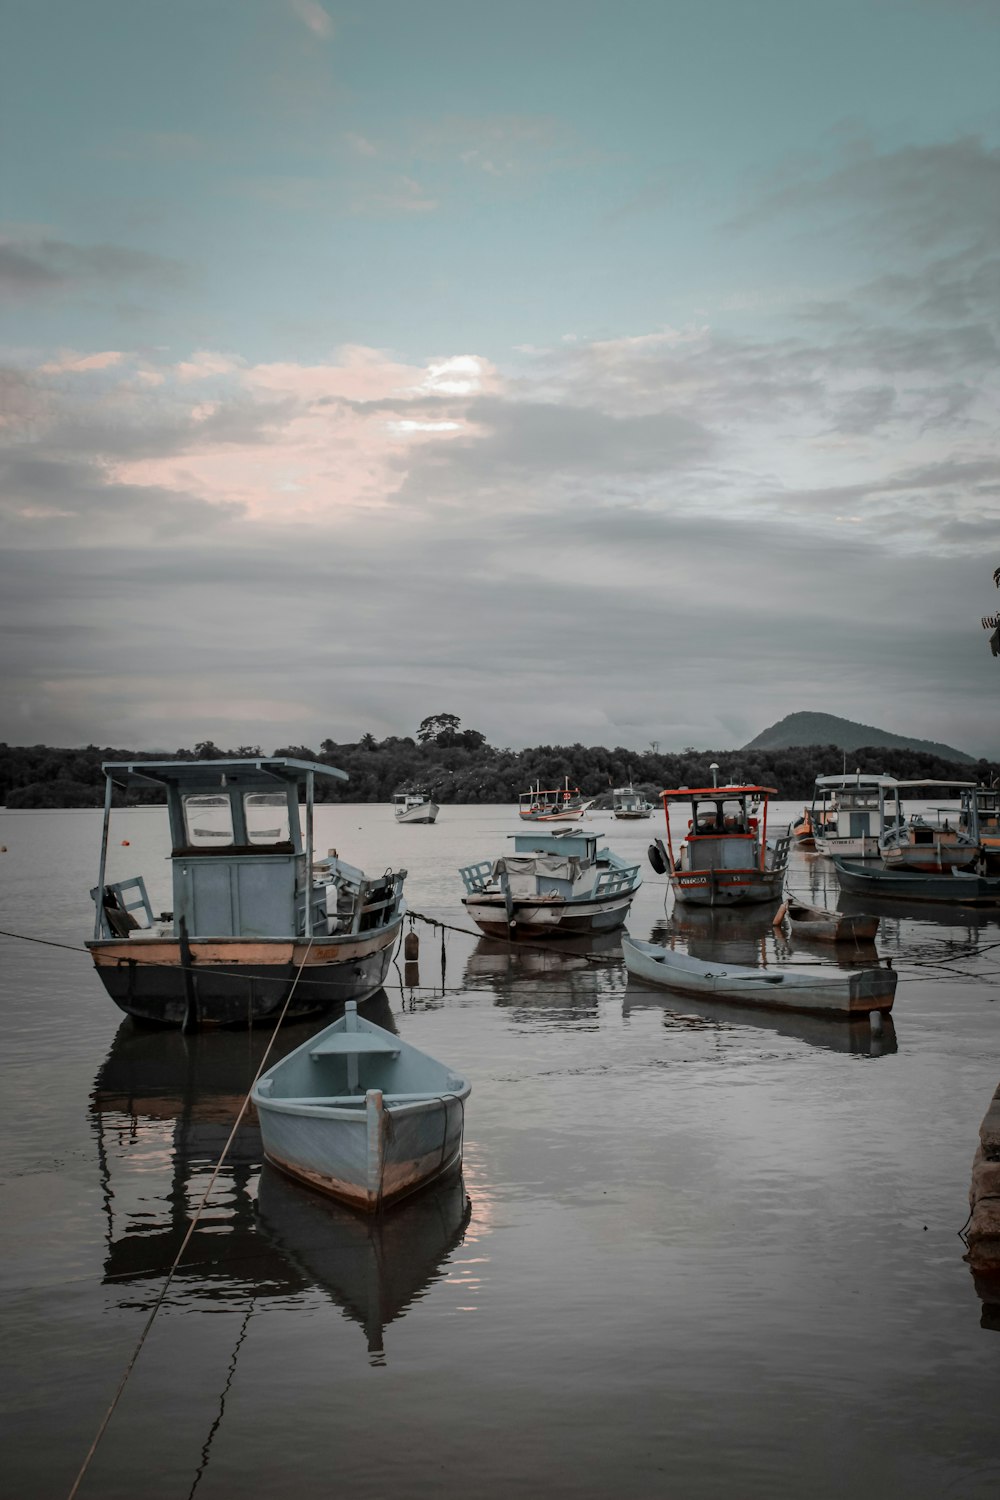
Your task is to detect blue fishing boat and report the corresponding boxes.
[833,857,1000,905]
[87,757,406,1027]
[459,828,641,937]
[252,1002,470,1212]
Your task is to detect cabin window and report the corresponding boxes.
[244,792,290,845]
[183,793,234,846]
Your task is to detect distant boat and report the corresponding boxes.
[252,1002,470,1212]
[622,934,897,1016]
[86,757,406,1027]
[648,782,790,906]
[519,777,594,821]
[773,898,879,945]
[459,827,640,938]
[811,773,897,859]
[833,857,1000,906]
[393,792,439,825]
[877,779,979,871]
[612,785,654,820]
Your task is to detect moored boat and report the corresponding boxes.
[393,792,439,824]
[252,1001,470,1212]
[648,783,790,907]
[622,934,897,1016]
[459,828,640,937]
[86,757,406,1027]
[877,779,979,871]
[612,785,654,820]
[833,857,1000,906]
[811,774,896,859]
[773,898,879,944]
[519,777,594,821]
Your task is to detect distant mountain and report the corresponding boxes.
[743,712,974,763]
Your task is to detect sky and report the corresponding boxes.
[1,0,999,756]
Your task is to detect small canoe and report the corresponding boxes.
[252,1002,470,1212]
[622,934,896,1016]
[773,898,879,944]
[833,859,1000,906]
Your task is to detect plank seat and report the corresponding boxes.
[309,1034,401,1058]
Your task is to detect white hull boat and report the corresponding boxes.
[393,794,439,824]
[460,828,640,938]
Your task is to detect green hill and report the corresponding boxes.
[743,712,973,763]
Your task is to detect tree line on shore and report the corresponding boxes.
[2,713,996,808]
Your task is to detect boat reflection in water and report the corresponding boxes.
[463,930,624,1022]
[631,912,897,1057]
[90,995,474,1350]
[256,1165,471,1360]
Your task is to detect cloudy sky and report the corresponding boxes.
[2,0,999,756]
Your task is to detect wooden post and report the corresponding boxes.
[304,770,314,937]
[178,915,199,1032]
[93,771,114,939]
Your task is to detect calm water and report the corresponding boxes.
[1,802,998,1499]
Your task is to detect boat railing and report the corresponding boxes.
[348,873,406,934]
[594,863,640,897]
[458,860,494,894]
[90,876,156,939]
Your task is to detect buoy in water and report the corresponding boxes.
[121,840,130,846]
[404,930,420,961]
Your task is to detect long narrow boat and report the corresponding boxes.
[622,934,897,1015]
[252,1002,470,1212]
[774,898,879,944]
[86,757,406,1027]
[833,858,1000,906]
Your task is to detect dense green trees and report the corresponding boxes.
[1,733,995,808]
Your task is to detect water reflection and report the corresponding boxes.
[90,1000,473,1357]
[622,982,898,1057]
[462,931,623,1021]
[255,1165,471,1362]
[658,904,780,966]
[968,1268,1000,1334]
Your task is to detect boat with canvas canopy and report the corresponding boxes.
[459,828,640,937]
[647,784,790,907]
[86,757,406,1027]
[252,1001,470,1212]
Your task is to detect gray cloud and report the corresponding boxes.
[0,235,186,299]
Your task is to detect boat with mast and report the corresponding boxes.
[877,779,979,871]
[518,777,594,821]
[810,773,897,859]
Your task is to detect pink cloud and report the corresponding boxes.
[288,0,333,40]
[39,349,123,374]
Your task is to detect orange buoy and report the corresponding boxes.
[121,839,130,846]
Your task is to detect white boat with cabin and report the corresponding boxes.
[811,774,897,859]
[459,828,640,937]
[393,792,439,824]
[877,779,979,872]
[613,785,654,820]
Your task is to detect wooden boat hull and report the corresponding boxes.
[462,889,636,938]
[833,859,1000,906]
[622,934,896,1016]
[777,900,880,944]
[670,868,785,907]
[880,844,976,873]
[813,834,880,859]
[87,919,403,1027]
[252,1006,470,1213]
[614,810,652,820]
[259,1094,467,1212]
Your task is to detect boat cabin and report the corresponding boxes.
[661,785,774,873]
[92,757,348,941]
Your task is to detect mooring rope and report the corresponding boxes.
[66,937,315,1500]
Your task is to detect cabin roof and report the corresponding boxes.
[884,778,977,791]
[101,756,348,789]
[660,785,777,799]
[814,774,895,788]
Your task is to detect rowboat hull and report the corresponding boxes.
[622,934,896,1016]
[462,889,635,937]
[258,1094,467,1212]
[669,868,785,907]
[833,859,1000,906]
[777,900,880,944]
[87,920,403,1027]
[252,1004,470,1213]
